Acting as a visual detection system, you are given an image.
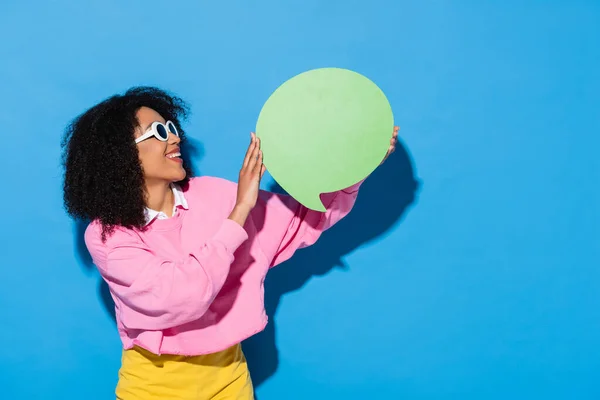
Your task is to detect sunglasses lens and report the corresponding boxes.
[156,124,169,140]
[167,121,179,137]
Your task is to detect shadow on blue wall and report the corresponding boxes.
[71,136,419,392]
[243,139,419,390]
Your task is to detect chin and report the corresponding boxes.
[168,166,187,183]
[173,170,187,182]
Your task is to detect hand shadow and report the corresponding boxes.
[72,136,204,324]
[243,138,420,390]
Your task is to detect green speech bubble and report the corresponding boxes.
[256,67,394,211]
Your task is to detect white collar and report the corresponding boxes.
[143,183,189,226]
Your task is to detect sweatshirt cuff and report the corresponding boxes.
[213,219,249,253]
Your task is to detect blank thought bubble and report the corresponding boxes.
[256,67,394,211]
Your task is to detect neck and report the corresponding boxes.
[145,180,175,217]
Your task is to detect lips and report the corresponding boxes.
[166,148,182,162]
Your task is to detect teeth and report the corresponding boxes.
[167,152,181,158]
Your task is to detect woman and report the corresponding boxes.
[62,86,398,399]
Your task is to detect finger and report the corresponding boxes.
[260,164,266,179]
[253,150,263,175]
[247,138,260,171]
[254,136,263,162]
[243,133,256,168]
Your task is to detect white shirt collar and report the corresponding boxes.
[144,183,189,226]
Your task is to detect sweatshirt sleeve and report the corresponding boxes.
[251,181,362,268]
[84,219,248,331]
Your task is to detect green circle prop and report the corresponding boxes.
[256,67,394,211]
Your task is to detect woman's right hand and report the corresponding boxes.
[228,133,266,226]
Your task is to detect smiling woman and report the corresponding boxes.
[60,86,398,399]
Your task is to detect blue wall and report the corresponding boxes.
[1,1,599,399]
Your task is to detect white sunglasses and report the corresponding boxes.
[135,120,179,144]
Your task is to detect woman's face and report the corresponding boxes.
[134,106,186,184]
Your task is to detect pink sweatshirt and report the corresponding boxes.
[85,176,361,356]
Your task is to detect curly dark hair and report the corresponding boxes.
[61,86,193,240]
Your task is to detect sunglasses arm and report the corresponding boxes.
[135,130,155,144]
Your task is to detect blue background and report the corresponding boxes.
[1,1,599,399]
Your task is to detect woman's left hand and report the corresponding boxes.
[380,126,399,165]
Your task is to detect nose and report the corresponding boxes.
[168,131,181,144]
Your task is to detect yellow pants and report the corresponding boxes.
[116,344,254,400]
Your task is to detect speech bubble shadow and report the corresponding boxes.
[256,67,394,211]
